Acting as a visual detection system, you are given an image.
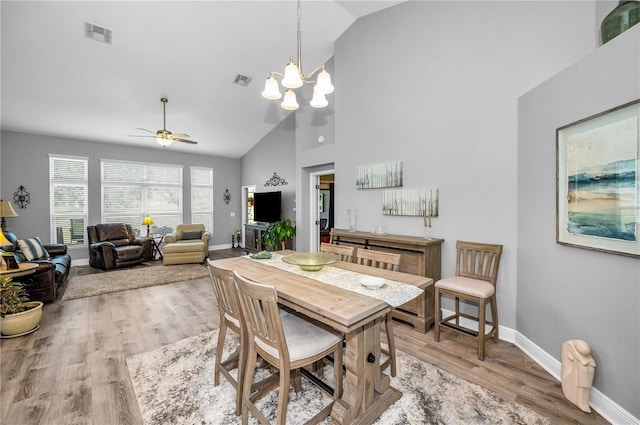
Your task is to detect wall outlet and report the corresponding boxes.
[230,212,235,217]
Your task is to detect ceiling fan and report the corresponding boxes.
[129,97,197,147]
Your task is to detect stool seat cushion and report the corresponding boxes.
[435,276,495,298]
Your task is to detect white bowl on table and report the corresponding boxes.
[359,276,386,289]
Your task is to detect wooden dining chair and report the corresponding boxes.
[233,271,343,425]
[355,248,401,377]
[207,261,246,415]
[320,242,355,262]
[434,241,503,360]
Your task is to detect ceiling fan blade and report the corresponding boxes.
[172,133,191,138]
[174,137,198,145]
[135,127,157,134]
[127,134,155,138]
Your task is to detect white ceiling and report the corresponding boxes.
[1,1,401,158]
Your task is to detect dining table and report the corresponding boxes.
[210,250,432,425]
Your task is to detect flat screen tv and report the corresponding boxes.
[253,191,282,223]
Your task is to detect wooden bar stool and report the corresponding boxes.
[434,241,503,360]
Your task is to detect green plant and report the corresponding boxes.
[262,219,296,251]
[0,276,31,318]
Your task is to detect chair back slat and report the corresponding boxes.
[320,242,355,262]
[356,248,401,271]
[455,241,503,286]
[207,263,243,325]
[233,271,289,363]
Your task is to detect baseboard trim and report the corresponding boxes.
[440,308,638,424]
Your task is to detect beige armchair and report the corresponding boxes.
[162,224,211,265]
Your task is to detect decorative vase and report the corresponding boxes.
[601,1,640,44]
[424,226,432,240]
[0,301,43,337]
[347,209,357,232]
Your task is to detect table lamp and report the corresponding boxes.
[0,200,18,232]
[142,215,154,237]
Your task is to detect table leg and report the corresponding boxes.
[331,316,401,425]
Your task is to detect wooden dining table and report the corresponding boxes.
[210,251,432,425]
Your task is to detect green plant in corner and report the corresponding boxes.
[262,219,296,251]
[0,276,30,318]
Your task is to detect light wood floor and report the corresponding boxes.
[1,249,608,425]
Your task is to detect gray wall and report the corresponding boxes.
[330,0,597,331]
[518,25,640,417]
[240,113,296,222]
[0,130,241,259]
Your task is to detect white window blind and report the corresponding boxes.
[49,155,88,245]
[191,167,213,231]
[101,159,183,236]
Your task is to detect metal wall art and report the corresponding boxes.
[356,161,403,189]
[264,172,288,187]
[557,98,640,258]
[382,187,439,217]
[13,185,30,209]
[223,189,231,204]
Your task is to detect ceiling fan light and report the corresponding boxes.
[281,89,299,111]
[315,69,334,95]
[262,76,282,100]
[282,61,303,89]
[156,136,173,148]
[310,90,328,108]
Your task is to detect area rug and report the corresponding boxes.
[126,330,550,425]
[61,264,209,301]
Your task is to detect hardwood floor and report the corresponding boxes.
[1,249,608,425]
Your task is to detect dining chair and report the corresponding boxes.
[355,248,401,377]
[207,261,246,415]
[434,240,503,360]
[233,271,344,425]
[320,242,355,262]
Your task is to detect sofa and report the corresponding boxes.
[87,223,153,270]
[162,224,211,265]
[3,231,71,303]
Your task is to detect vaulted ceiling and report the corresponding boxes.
[1,1,401,158]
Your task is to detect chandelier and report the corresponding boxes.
[261,0,334,111]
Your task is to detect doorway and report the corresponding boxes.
[311,172,334,251]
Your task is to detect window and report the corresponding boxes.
[101,159,183,236]
[191,167,213,231]
[50,155,88,245]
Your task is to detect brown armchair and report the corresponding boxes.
[87,223,153,270]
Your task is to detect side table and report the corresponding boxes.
[0,262,38,278]
[151,236,164,260]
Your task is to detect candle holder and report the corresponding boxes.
[424,226,432,240]
[347,209,357,232]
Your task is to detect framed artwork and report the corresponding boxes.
[319,193,324,213]
[356,161,403,189]
[556,99,640,258]
[382,187,439,217]
[2,253,19,270]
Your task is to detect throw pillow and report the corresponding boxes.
[181,230,203,240]
[17,237,49,261]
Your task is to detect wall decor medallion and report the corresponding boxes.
[223,189,231,204]
[356,161,403,189]
[556,98,640,258]
[13,185,30,209]
[264,172,288,187]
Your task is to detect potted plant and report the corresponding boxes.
[262,219,296,251]
[0,276,43,337]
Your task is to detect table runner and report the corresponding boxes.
[246,253,422,308]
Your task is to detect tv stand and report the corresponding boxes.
[244,223,269,251]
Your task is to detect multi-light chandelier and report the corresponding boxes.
[261,0,334,111]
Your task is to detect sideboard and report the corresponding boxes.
[329,228,444,332]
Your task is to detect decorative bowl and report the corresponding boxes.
[359,276,386,289]
[281,252,340,272]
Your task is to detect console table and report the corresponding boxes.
[330,228,444,332]
[244,223,269,251]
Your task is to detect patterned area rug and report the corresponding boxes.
[126,330,551,425]
[61,263,209,301]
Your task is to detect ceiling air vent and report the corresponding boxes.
[84,22,112,44]
[233,74,252,87]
